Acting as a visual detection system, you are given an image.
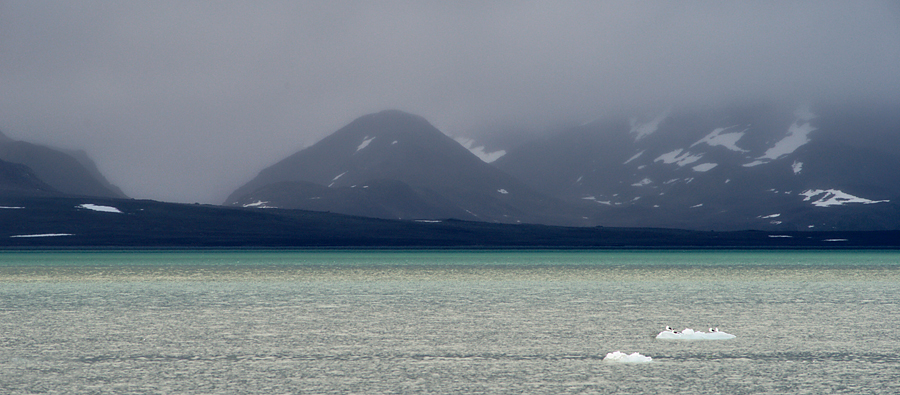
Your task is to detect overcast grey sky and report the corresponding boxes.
[1,1,898,203]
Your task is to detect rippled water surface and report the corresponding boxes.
[1,250,898,394]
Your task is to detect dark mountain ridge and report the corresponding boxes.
[493,103,900,230]
[227,110,585,225]
[0,130,126,199]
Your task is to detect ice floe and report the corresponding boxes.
[800,189,890,207]
[792,161,803,175]
[0,206,24,209]
[656,328,735,340]
[497,189,509,194]
[77,204,122,213]
[603,351,652,363]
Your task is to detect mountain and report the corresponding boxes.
[493,103,900,230]
[226,110,583,225]
[0,131,127,198]
[0,158,61,197]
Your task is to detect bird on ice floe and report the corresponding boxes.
[665,326,679,334]
[709,327,719,332]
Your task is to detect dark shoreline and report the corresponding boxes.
[2,196,899,249]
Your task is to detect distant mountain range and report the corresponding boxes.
[494,103,900,230]
[0,131,126,199]
[2,103,898,242]
[228,105,900,231]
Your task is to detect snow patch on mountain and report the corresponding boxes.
[761,121,815,160]
[243,200,275,208]
[356,136,376,152]
[692,163,717,172]
[77,204,122,213]
[655,149,703,167]
[329,171,347,187]
[629,110,669,142]
[10,233,73,238]
[800,189,890,207]
[632,178,652,187]
[454,137,506,163]
[624,150,644,165]
[691,126,748,152]
[582,196,612,205]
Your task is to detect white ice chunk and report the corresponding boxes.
[824,239,848,242]
[656,328,735,340]
[691,126,748,152]
[0,206,24,209]
[792,161,803,175]
[692,163,717,172]
[800,189,890,207]
[10,233,73,238]
[414,220,441,223]
[603,351,652,363]
[690,203,703,208]
[356,136,375,152]
[769,235,793,238]
[454,137,506,163]
[761,213,781,219]
[77,204,122,213]
[497,189,509,194]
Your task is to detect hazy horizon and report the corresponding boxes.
[2,1,898,203]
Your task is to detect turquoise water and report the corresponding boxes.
[1,250,898,394]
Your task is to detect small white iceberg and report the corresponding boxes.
[602,351,652,363]
[656,328,735,340]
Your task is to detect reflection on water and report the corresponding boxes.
[1,250,898,394]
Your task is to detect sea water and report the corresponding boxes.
[0,250,898,394]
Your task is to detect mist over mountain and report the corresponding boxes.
[493,103,900,230]
[0,131,126,199]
